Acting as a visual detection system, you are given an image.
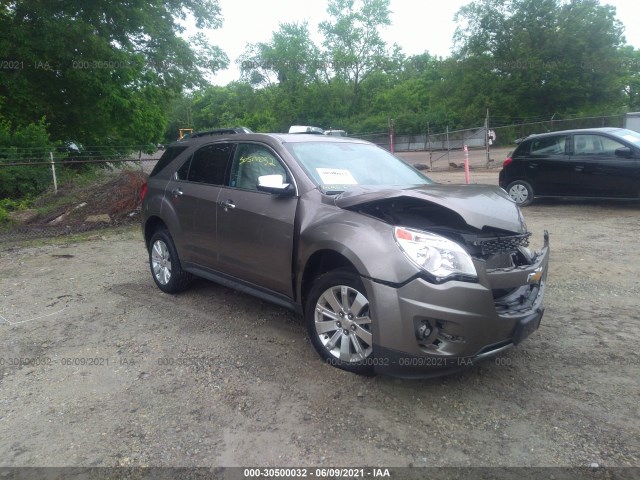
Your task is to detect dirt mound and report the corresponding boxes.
[4,170,146,240]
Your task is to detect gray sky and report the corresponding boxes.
[200,0,640,86]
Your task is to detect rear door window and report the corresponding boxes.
[178,143,235,185]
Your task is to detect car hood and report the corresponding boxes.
[334,184,527,233]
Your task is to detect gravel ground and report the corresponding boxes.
[0,169,638,473]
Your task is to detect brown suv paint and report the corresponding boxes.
[142,132,550,377]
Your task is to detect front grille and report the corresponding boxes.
[474,233,531,256]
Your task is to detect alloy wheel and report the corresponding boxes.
[151,239,172,285]
[314,285,373,363]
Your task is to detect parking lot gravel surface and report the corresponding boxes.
[0,169,638,470]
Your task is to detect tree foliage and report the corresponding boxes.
[239,22,322,87]
[319,0,398,113]
[0,118,59,199]
[0,0,228,146]
[181,0,634,138]
[319,0,393,86]
[185,0,404,135]
[1,0,637,155]
[451,0,627,118]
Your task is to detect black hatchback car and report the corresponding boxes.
[499,127,640,206]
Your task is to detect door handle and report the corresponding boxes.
[171,188,183,196]
[574,166,584,172]
[220,199,236,210]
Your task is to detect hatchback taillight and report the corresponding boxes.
[502,157,513,168]
[140,182,148,202]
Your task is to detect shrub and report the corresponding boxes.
[0,118,59,199]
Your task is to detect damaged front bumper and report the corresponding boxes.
[363,232,550,378]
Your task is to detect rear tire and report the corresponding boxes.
[305,269,375,375]
[507,180,534,206]
[149,229,192,293]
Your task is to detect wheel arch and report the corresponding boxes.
[300,250,359,315]
[144,216,168,250]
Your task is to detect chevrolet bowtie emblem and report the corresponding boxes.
[527,267,543,285]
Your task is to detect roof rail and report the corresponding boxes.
[187,127,253,139]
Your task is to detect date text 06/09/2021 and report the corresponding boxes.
[242,467,391,478]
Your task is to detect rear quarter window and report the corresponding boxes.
[529,136,567,156]
[149,146,188,177]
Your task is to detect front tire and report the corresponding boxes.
[149,229,192,293]
[305,269,375,375]
[507,180,534,206]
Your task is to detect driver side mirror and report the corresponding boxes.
[257,174,295,196]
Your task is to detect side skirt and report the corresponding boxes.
[184,263,302,315]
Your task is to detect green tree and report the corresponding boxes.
[0,118,59,199]
[451,0,627,122]
[190,83,276,132]
[239,22,322,87]
[356,53,449,134]
[319,0,395,112]
[164,94,195,143]
[620,47,640,110]
[238,22,326,130]
[0,0,228,146]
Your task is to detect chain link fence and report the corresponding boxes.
[355,127,486,149]
[353,126,490,170]
[491,113,626,146]
[353,112,629,169]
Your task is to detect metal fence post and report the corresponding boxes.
[49,151,58,194]
[464,145,470,184]
[427,123,433,170]
[485,110,490,169]
[446,126,450,170]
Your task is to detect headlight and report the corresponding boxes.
[393,227,477,281]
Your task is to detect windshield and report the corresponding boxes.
[285,141,432,193]
[610,128,640,147]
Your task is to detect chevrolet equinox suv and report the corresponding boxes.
[142,132,549,377]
